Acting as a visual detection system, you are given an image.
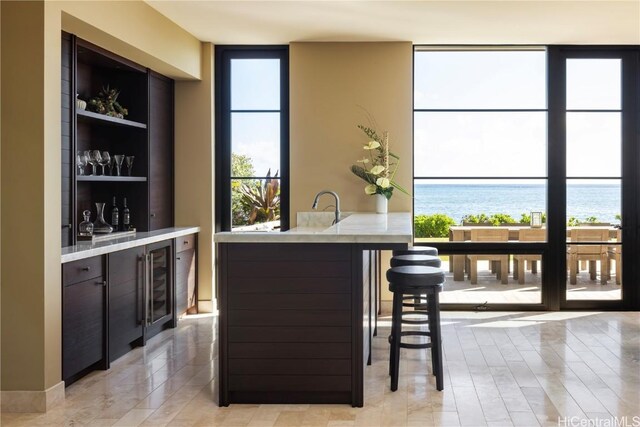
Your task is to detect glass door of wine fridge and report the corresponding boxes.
[145,241,173,338]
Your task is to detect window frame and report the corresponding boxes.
[215,46,290,232]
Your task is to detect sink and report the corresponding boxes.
[296,211,352,228]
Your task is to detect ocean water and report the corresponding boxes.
[413,184,621,224]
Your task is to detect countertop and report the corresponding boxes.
[214,212,412,244]
[61,227,200,263]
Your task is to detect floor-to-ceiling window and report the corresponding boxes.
[414,46,640,310]
[215,46,289,232]
[414,48,547,306]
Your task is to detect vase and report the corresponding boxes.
[375,194,388,214]
[93,202,114,233]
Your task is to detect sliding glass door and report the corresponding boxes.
[414,46,640,310]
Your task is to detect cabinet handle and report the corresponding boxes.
[176,257,181,260]
[62,224,72,229]
[82,266,91,271]
[150,213,157,218]
[95,280,106,287]
[184,241,189,245]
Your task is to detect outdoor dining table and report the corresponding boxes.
[448,225,618,281]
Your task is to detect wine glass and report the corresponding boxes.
[90,150,102,175]
[125,156,135,176]
[100,151,111,175]
[113,154,125,176]
[76,151,88,176]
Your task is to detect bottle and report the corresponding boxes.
[78,210,94,236]
[123,197,131,231]
[111,196,119,231]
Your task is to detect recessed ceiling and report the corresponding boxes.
[146,1,640,45]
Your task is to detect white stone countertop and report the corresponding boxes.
[214,212,412,244]
[61,227,200,263]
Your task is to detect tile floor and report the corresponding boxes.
[2,311,639,426]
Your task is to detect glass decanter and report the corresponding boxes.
[93,202,113,233]
[78,210,94,237]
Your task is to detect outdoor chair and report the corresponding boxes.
[607,228,622,285]
[567,228,610,285]
[513,228,545,285]
[467,228,509,284]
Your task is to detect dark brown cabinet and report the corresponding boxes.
[108,246,145,362]
[61,32,174,246]
[62,257,107,385]
[149,72,174,230]
[176,234,198,317]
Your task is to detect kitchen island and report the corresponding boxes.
[215,213,411,407]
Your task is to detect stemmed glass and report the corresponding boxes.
[89,150,102,175]
[125,156,135,176]
[113,154,125,176]
[76,151,88,176]
[100,151,111,175]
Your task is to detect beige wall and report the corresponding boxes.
[175,43,215,305]
[1,0,59,392]
[290,42,413,303]
[0,0,204,398]
[290,42,413,224]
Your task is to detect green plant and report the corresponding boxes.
[231,154,256,226]
[350,124,410,200]
[239,169,280,225]
[88,85,128,118]
[414,214,456,238]
[583,216,599,223]
[487,213,517,225]
[567,216,580,226]
[461,213,490,224]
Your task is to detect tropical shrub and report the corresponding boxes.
[520,212,547,224]
[414,214,456,238]
[231,154,256,226]
[239,169,280,225]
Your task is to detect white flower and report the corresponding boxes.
[369,165,385,175]
[356,158,369,163]
[363,140,380,150]
[376,177,390,188]
[365,184,377,195]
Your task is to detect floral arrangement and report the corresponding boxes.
[88,85,128,119]
[350,125,410,199]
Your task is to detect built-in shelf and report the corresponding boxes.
[77,176,147,182]
[77,109,147,129]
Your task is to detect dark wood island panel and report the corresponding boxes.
[217,242,403,407]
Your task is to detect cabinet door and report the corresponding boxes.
[63,277,105,382]
[108,246,145,362]
[61,32,74,247]
[148,72,174,230]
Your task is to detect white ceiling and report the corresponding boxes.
[147,1,640,45]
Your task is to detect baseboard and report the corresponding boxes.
[0,381,65,413]
[197,299,214,313]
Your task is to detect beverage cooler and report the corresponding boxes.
[144,240,173,339]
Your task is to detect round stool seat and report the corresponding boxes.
[393,246,438,257]
[391,254,441,268]
[387,266,445,293]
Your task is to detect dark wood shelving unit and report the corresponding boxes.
[61,33,174,247]
[77,176,147,182]
[76,109,147,129]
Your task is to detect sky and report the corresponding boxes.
[229,51,623,184]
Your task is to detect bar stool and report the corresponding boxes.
[393,246,438,257]
[391,254,441,318]
[387,265,445,391]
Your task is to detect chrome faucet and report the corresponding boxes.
[312,190,341,224]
